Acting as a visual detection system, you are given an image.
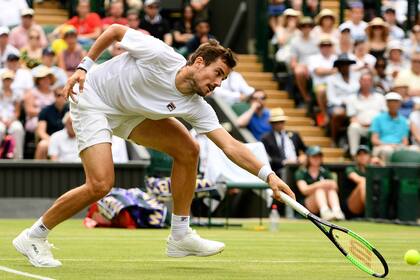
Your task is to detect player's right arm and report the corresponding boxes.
[63,24,128,101]
[206,127,295,202]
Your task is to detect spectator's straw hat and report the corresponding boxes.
[1,70,15,80]
[298,17,314,28]
[356,145,371,154]
[21,8,34,17]
[306,146,323,156]
[318,34,333,45]
[269,108,288,122]
[366,17,389,35]
[283,8,301,17]
[316,9,336,25]
[333,53,356,67]
[385,92,402,101]
[0,26,9,36]
[33,65,56,84]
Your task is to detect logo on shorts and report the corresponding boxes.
[166,102,176,112]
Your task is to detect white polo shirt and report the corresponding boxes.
[79,28,221,134]
[346,92,387,126]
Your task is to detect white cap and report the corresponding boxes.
[385,92,402,101]
[144,0,159,6]
[387,40,403,51]
[21,8,34,16]
[0,26,9,36]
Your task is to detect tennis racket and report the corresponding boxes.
[279,192,389,278]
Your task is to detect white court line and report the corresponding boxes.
[0,265,55,280]
[0,258,402,265]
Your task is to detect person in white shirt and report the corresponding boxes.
[346,72,387,157]
[352,39,377,73]
[0,70,24,159]
[326,54,360,145]
[13,24,295,267]
[0,0,28,28]
[308,35,337,126]
[48,112,79,162]
[338,2,368,41]
[1,54,34,100]
[382,6,405,41]
[0,26,19,69]
[385,41,409,79]
[312,9,340,46]
[212,71,254,105]
[289,17,318,104]
[49,113,129,163]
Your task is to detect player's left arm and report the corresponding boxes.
[206,128,295,201]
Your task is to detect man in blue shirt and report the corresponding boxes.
[370,92,409,161]
[236,90,272,140]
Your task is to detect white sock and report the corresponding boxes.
[170,214,190,241]
[320,206,330,213]
[28,217,50,239]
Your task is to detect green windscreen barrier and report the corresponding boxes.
[365,166,392,219]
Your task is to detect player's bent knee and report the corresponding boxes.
[86,177,114,200]
[172,139,200,163]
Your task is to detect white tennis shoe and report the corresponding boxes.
[13,229,62,268]
[166,228,225,258]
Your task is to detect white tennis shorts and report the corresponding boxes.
[69,86,145,153]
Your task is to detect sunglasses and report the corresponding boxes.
[412,59,420,63]
[29,36,40,39]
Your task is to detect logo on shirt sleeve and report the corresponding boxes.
[166,102,176,112]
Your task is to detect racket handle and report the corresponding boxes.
[280,191,310,217]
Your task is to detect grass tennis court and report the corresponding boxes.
[0,219,419,280]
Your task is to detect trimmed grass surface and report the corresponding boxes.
[0,219,419,279]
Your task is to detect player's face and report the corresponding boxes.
[192,57,230,97]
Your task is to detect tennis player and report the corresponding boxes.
[13,24,295,267]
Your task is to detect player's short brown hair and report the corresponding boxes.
[187,39,237,69]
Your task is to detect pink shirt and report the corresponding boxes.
[9,24,48,50]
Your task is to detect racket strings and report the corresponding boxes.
[332,229,385,275]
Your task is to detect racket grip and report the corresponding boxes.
[280,191,310,217]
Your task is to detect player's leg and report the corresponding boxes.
[129,118,198,216]
[128,118,225,257]
[42,143,114,228]
[326,185,345,220]
[13,143,114,267]
[347,179,366,215]
[305,187,339,221]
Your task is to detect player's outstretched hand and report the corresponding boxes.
[63,69,86,103]
[267,173,296,202]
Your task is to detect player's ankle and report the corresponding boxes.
[170,214,190,241]
[28,217,50,239]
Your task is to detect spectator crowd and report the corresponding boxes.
[0,0,214,161]
[0,0,418,220]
